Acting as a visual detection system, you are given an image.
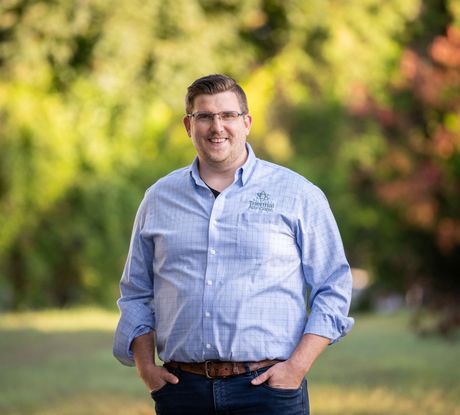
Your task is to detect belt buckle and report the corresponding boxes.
[204,360,214,379]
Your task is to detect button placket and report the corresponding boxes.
[202,196,225,358]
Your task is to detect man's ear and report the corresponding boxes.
[244,114,253,134]
[183,116,191,137]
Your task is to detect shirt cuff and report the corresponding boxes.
[127,325,154,359]
[304,312,354,344]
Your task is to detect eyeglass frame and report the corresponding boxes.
[186,111,247,123]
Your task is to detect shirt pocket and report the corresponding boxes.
[237,212,286,262]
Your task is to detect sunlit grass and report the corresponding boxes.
[0,309,459,414]
[309,312,460,415]
[0,307,119,332]
[312,386,455,415]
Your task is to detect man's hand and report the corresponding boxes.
[251,333,331,390]
[137,363,179,393]
[131,332,179,392]
[251,360,305,389]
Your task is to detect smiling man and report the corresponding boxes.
[113,74,354,415]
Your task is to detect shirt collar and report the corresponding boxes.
[239,142,257,186]
[188,142,257,188]
[190,156,206,187]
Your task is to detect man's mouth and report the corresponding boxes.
[208,137,228,143]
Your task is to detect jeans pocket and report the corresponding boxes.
[260,381,303,395]
[150,382,171,399]
[254,366,304,396]
[150,365,181,398]
[150,368,180,400]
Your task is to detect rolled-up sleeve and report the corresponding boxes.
[297,187,354,343]
[113,190,156,366]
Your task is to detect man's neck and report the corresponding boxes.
[198,152,248,192]
[198,162,238,192]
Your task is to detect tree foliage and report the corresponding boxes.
[1,0,459,331]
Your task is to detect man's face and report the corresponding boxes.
[183,91,252,169]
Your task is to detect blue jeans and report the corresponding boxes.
[151,365,309,415]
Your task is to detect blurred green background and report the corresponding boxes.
[1,0,459,414]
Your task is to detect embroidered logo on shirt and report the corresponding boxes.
[249,191,275,212]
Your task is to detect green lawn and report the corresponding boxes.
[0,309,459,415]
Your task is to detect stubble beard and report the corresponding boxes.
[204,145,233,166]
[195,132,247,170]
[209,139,246,170]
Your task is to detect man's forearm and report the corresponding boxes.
[287,333,330,374]
[132,332,156,371]
[131,332,179,391]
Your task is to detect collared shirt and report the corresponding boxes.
[113,144,354,366]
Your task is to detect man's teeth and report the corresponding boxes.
[209,138,227,143]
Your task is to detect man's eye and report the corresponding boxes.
[196,113,213,121]
[221,112,237,120]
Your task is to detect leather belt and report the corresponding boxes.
[166,359,281,379]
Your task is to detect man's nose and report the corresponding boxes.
[210,114,224,130]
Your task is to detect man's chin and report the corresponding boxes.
[207,156,228,164]
[203,150,229,164]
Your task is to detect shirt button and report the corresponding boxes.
[210,248,216,255]
[207,280,213,286]
[206,343,211,349]
[205,311,211,317]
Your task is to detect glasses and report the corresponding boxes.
[187,111,246,124]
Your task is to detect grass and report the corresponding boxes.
[0,309,459,415]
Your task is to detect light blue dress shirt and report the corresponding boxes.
[113,144,354,366]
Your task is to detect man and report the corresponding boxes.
[113,74,354,415]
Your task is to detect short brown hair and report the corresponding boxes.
[185,74,249,114]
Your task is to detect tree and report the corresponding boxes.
[347,6,460,334]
